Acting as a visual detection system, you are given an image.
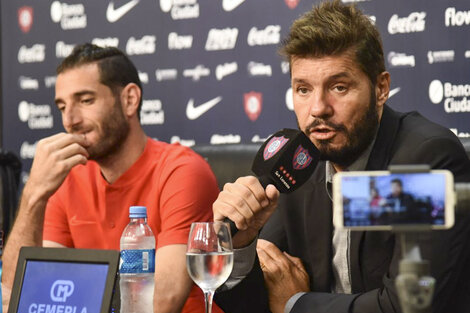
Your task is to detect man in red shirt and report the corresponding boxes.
[2,43,222,313]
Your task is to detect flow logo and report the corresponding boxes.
[106,0,140,23]
[50,280,74,302]
[168,32,193,50]
[56,41,75,58]
[445,8,470,27]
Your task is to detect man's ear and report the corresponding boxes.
[375,71,391,108]
[120,83,141,118]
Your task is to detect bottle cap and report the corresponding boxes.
[129,206,147,218]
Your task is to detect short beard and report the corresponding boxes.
[87,97,130,162]
[303,91,379,168]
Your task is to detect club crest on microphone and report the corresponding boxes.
[263,136,289,160]
[293,145,313,170]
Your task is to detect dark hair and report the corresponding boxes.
[280,0,385,85]
[57,43,143,117]
[391,179,403,187]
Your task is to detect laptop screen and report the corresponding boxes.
[8,247,119,313]
[18,260,109,313]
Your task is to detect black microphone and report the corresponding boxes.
[226,128,320,235]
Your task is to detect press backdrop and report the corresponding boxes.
[1,0,470,184]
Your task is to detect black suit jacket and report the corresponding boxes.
[215,105,470,313]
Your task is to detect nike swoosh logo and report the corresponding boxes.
[389,87,401,98]
[106,0,140,23]
[222,0,246,11]
[186,97,222,120]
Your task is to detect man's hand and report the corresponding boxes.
[257,239,310,313]
[2,133,88,293]
[27,132,89,201]
[213,176,280,248]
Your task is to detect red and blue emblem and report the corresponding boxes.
[284,0,299,9]
[292,145,313,170]
[263,136,289,160]
[18,6,33,33]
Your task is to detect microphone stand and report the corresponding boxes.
[395,232,435,313]
[388,165,435,313]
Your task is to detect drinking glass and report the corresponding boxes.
[186,222,233,313]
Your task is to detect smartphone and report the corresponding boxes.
[332,170,455,230]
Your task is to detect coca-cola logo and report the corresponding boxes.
[388,12,426,34]
[126,35,156,55]
[18,44,46,64]
[247,25,281,46]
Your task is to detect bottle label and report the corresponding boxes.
[120,249,155,274]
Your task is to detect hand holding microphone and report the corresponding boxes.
[213,129,320,247]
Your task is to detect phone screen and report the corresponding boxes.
[336,171,452,228]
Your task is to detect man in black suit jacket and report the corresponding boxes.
[212,1,470,313]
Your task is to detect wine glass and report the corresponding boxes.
[186,222,234,313]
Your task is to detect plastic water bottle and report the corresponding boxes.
[120,206,155,313]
